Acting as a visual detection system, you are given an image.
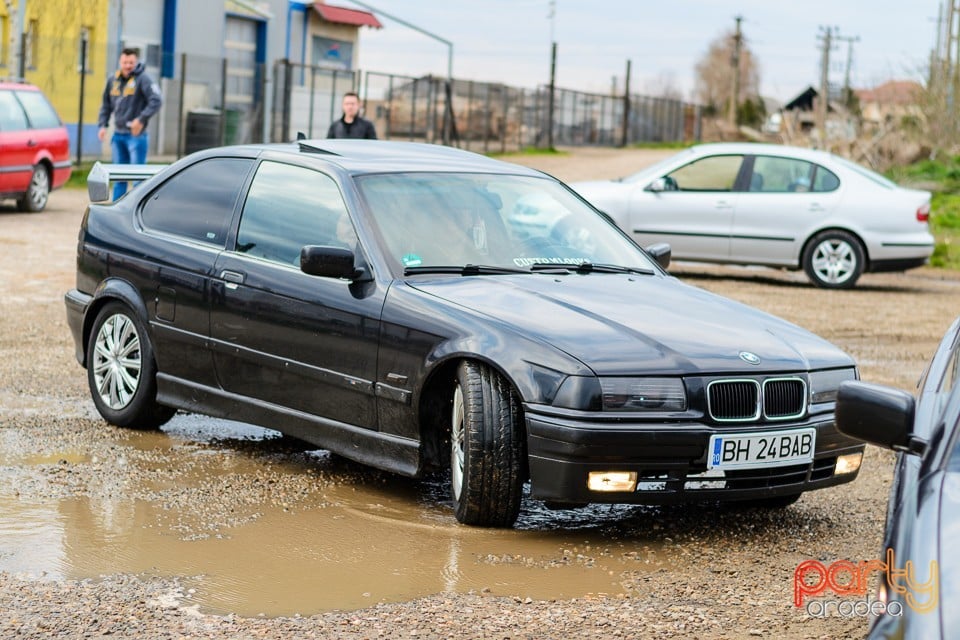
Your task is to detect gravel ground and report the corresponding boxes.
[2,149,959,639]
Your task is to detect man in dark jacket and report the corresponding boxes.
[97,47,162,199]
[327,92,377,139]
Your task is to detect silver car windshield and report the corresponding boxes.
[356,172,658,273]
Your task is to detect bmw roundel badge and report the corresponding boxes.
[739,351,761,365]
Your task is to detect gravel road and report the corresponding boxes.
[2,148,958,640]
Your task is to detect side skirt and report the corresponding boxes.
[156,374,422,477]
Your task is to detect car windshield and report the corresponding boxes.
[355,172,659,274]
[621,148,697,184]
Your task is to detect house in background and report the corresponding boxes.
[855,80,923,129]
[1,0,111,158]
[4,0,386,159]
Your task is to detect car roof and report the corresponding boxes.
[215,139,549,177]
[0,81,41,91]
[687,141,836,162]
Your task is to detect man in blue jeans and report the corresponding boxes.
[97,47,163,200]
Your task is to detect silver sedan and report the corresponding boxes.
[570,143,935,288]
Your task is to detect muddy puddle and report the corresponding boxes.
[0,413,668,617]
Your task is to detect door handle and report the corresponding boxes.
[26,139,37,147]
[715,200,733,209]
[220,270,245,289]
[808,203,825,212]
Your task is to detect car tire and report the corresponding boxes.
[86,302,176,430]
[450,361,524,527]
[16,165,50,213]
[802,230,865,289]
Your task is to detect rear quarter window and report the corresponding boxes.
[140,157,254,246]
[15,90,62,129]
[0,90,29,132]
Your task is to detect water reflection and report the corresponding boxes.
[0,413,667,617]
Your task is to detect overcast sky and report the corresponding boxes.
[347,0,942,103]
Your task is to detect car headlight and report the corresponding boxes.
[600,377,686,411]
[809,368,857,404]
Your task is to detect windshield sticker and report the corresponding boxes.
[513,257,588,267]
[402,253,423,267]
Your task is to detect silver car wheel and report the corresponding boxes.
[28,167,50,210]
[810,238,857,285]
[451,383,465,502]
[92,313,142,410]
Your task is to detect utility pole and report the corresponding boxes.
[728,15,743,127]
[835,34,859,108]
[5,0,24,79]
[816,26,834,146]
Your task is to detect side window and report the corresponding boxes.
[0,90,29,132]
[666,155,742,191]
[14,90,62,129]
[749,156,815,192]
[812,165,841,192]
[236,161,351,266]
[140,157,253,246]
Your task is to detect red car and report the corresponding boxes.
[0,82,72,212]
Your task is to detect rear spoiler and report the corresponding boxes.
[87,162,167,202]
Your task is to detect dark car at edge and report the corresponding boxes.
[836,315,960,638]
[65,140,865,527]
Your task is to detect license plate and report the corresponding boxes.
[707,428,816,470]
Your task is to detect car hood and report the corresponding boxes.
[407,274,852,375]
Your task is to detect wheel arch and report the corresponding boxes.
[80,278,151,365]
[799,226,870,270]
[416,353,529,473]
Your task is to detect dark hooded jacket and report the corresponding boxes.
[327,115,377,139]
[98,62,162,135]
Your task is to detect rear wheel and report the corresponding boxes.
[802,230,865,289]
[86,302,175,430]
[17,165,50,212]
[450,361,524,527]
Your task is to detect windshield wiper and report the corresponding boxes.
[404,264,531,276]
[528,262,655,275]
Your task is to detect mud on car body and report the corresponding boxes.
[65,140,865,527]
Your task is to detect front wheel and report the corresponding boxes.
[450,361,524,527]
[17,165,50,212]
[86,302,175,430]
[802,230,865,289]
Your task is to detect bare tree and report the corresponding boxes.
[694,28,761,117]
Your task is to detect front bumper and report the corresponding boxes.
[525,407,864,505]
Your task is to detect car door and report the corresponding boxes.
[730,156,844,266]
[627,154,744,262]
[210,160,383,429]
[136,156,256,387]
[0,89,34,194]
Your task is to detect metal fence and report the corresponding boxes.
[25,36,700,162]
[167,53,268,157]
[272,60,701,152]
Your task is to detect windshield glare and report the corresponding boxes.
[356,173,657,273]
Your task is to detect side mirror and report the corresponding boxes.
[300,245,368,281]
[645,242,671,270]
[835,380,926,455]
[646,176,676,193]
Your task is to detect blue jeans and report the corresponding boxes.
[111,132,149,200]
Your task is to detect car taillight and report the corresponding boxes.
[917,203,930,223]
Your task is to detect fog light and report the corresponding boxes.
[835,453,863,475]
[587,471,637,492]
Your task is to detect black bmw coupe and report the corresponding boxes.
[65,140,864,527]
